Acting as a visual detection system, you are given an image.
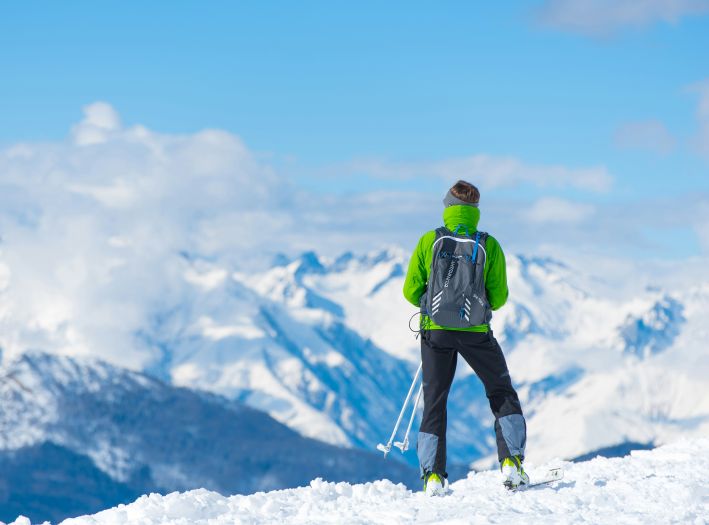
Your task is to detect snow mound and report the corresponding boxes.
[9,439,703,525]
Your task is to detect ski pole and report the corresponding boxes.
[377,362,422,458]
[394,381,423,453]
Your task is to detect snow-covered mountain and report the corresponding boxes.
[11,438,706,525]
[134,248,709,467]
[1,246,707,472]
[141,249,495,465]
[0,352,417,523]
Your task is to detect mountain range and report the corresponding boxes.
[139,248,708,466]
[1,246,707,522]
[0,351,417,523]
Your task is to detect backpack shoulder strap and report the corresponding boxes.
[434,226,450,238]
[473,231,489,264]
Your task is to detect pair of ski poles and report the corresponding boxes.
[376,362,423,458]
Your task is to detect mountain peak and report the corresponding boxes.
[290,251,327,276]
[619,294,685,359]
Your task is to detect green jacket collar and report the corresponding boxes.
[443,205,480,234]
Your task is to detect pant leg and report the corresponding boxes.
[417,330,457,478]
[456,330,526,462]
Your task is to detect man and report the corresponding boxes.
[402,180,527,496]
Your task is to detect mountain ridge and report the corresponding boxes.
[2,247,707,469]
[0,351,418,523]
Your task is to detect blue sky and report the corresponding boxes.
[1,1,708,259]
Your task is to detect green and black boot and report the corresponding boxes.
[423,471,449,496]
[501,455,529,489]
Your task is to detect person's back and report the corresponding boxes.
[402,180,529,495]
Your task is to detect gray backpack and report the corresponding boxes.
[421,227,491,328]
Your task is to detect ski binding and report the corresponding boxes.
[508,467,564,491]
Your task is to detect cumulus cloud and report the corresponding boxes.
[0,104,290,367]
[0,103,704,372]
[536,0,709,36]
[72,102,122,145]
[349,155,613,193]
[0,103,443,368]
[614,120,675,155]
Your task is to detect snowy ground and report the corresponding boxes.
[6,439,707,525]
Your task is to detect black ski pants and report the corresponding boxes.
[417,329,526,478]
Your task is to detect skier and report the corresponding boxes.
[403,180,528,496]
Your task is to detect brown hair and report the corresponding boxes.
[449,180,480,204]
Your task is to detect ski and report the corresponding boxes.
[508,468,564,492]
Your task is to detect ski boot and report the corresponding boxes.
[423,471,449,496]
[501,455,529,489]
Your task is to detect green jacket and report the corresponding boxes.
[402,205,508,332]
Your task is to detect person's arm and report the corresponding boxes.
[484,235,509,310]
[403,232,433,306]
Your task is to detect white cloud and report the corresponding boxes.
[0,103,440,368]
[350,154,613,192]
[523,197,596,224]
[0,104,288,367]
[68,179,138,208]
[0,102,705,372]
[536,0,709,36]
[614,120,675,154]
[72,102,122,146]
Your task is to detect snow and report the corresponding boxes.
[2,243,708,473]
[0,351,419,522]
[243,250,709,466]
[5,243,708,471]
[1,105,708,523]
[1,126,708,467]
[3,439,701,525]
[194,315,266,341]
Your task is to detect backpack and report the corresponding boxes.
[421,227,491,329]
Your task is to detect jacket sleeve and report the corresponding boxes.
[402,233,431,307]
[484,235,509,310]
